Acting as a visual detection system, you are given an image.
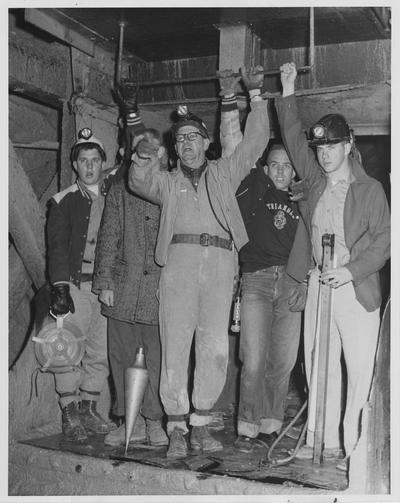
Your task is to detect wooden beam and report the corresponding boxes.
[9,139,46,289]
[9,76,63,110]
[219,24,254,72]
[9,245,32,316]
[24,9,95,57]
[13,141,60,151]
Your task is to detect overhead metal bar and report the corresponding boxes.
[135,66,311,88]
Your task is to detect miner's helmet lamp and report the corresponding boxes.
[171,105,209,140]
[308,114,353,146]
[71,128,107,162]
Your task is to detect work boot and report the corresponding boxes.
[166,427,188,459]
[61,401,88,442]
[79,400,112,435]
[146,418,169,446]
[104,414,146,447]
[190,425,223,453]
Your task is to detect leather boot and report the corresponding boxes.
[166,427,188,459]
[61,401,88,442]
[79,400,112,434]
[191,425,223,452]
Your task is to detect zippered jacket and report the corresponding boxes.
[275,94,390,311]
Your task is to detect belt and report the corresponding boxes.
[171,233,233,250]
[80,273,93,282]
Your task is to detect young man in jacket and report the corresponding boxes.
[47,128,116,441]
[276,62,390,472]
[232,143,310,453]
[129,66,269,459]
[92,115,168,447]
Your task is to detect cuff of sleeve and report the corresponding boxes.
[221,94,238,112]
[249,89,261,101]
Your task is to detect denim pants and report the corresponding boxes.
[54,282,109,408]
[108,317,164,420]
[238,266,301,437]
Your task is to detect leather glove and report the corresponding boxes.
[240,65,264,91]
[50,283,75,316]
[113,81,140,115]
[217,69,241,97]
[288,178,310,202]
[288,281,308,312]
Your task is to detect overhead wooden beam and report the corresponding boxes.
[9,139,46,289]
[9,77,63,110]
[24,8,95,57]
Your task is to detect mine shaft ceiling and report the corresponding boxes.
[40,7,390,62]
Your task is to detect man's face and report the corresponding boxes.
[316,141,351,173]
[73,148,104,186]
[265,148,294,191]
[175,125,210,169]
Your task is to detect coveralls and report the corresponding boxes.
[129,97,269,432]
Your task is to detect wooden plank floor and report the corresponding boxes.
[20,414,348,491]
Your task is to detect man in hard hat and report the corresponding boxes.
[276,62,390,472]
[47,128,116,441]
[129,66,270,459]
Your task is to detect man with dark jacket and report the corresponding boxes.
[92,125,168,448]
[277,62,390,472]
[233,144,310,452]
[47,128,116,441]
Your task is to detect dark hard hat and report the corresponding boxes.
[171,105,209,139]
[309,114,352,146]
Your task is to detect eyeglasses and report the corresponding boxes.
[175,131,206,143]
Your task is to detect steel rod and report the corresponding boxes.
[115,21,126,86]
[136,65,311,88]
[309,6,316,88]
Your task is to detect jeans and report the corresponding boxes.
[108,318,164,420]
[238,266,301,437]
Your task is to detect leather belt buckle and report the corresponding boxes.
[200,233,210,247]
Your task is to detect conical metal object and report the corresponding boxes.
[124,347,149,453]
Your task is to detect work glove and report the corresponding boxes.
[288,281,308,312]
[217,69,241,97]
[113,81,140,116]
[240,65,264,91]
[288,178,310,202]
[50,283,75,316]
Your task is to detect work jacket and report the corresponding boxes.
[128,98,269,266]
[92,179,161,325]
[47,171,116,287]
[275,94,390,311]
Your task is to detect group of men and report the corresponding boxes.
[45,61,390,473]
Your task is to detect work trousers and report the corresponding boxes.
[159,243,235,433]
[304,268,380,455]
[108,317,164,420]
[238,266,301,437]
[54,282,109,408]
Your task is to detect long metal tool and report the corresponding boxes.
[312,233,335,464]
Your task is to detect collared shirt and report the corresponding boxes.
[312,171,355,267]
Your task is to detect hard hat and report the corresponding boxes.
[309,114,352,146]
[71,127,106,161]
[171,105,209,139]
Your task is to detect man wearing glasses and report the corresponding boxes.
[129,66,269,458]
